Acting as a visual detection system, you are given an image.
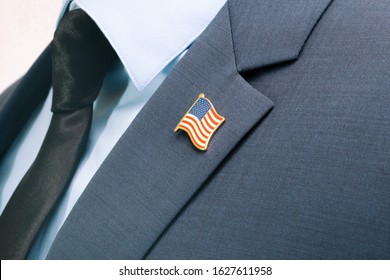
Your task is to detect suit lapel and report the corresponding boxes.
[229,0,334,71]
[48,0,333,259]
[0,46,52,159]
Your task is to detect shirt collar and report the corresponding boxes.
[61,0,226,91]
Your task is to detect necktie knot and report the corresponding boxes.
[51,9,117,112]
[0,9,117,259]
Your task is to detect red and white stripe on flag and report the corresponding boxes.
[175,95,225,151]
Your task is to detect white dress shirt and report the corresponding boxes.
[0,0,226,259]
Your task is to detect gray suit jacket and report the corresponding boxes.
[1,0,389,259]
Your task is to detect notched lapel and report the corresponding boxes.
[229,0,334,72]
[48,4,273,259]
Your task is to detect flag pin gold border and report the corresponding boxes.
[174,93,225,151]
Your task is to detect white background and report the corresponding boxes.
[2,260,390,280]
[0,0,62,93]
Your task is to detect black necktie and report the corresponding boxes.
[0,9,117,259]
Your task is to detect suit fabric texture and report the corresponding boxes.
[0,0,389,259]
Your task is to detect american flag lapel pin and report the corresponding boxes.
[174,93,225,151]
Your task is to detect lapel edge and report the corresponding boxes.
[228,0,335,72]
